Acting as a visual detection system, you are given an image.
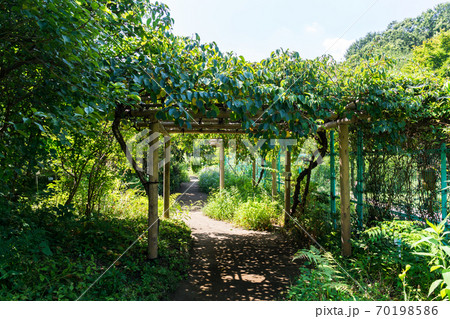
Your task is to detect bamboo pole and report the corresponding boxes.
[163,138,171,219]
[252,159,256,186]
[339,124,351,257]
[148,123,159,260]
[219,139,225,190]
[284,149,291,227]
[272,157,277,197]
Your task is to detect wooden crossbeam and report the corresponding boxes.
[164,129,247,134]
[128,108,265,121]
[136,122,244,129]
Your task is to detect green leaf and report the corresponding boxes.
[426,219,439,234]
[442,246,450,257]
[412,236,434,247]
[442,269,450,286]
[34,122,45,132]
[39,241,53,256]
[440,288,450,299]
[431,265,443,272]
[428,279,443,297]
[84,106,94,115]
[62,35,71,44]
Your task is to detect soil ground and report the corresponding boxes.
[172,176,302,301]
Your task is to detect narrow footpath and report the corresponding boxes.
[173,176,301,301]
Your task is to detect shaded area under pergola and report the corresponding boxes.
[112,102,360,259]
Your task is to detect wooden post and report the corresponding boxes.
[330,130,337,230]
[252,159,256,186]
[441,143,447,221]
[271,157,277,197]
[148,123,159,260]
[339,124,351,257]
[219,139,225,190]
[284,149,291,226]
[163,138,171,219]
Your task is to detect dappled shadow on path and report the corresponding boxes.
[172,176,302,301]
[173,230,301,301]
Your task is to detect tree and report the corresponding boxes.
[412,31,450,77]
[0,0,172,200]
[345,3,450,62]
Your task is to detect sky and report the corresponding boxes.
[160,0,449,62]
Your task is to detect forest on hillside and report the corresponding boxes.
[345,3,450,62]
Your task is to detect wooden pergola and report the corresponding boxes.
[113,103,359,259]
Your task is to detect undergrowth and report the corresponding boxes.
[203,187,281,231]
[0,188,191,300]
[287,218,450,301]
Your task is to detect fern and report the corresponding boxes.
[363,220,425,246]
[290,246,355,300]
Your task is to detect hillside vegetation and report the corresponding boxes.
[345,3,450,61]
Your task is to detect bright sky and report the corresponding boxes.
[160,0,449,62]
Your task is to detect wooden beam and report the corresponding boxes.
[284,149,291,227]
[165,129,247,134]
[163,138,170,219]
[319,112,369,131]
[219,139,225,190]
[148,123,159,260]
[339,123,351,257]
[160,123,244,130]
[130,108,265,120]
[272,157,277,197]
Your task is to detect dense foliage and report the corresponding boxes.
[288,219,450,301]
[345,3,450,61]
[411,30,450,77]
[0,189,191,300]
[0,1,192,301]
[2,0,450,301]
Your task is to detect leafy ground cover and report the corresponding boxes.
[287,218,450,301]
[0,189,191,300]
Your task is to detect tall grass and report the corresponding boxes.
[202,182,282,231]
[203,188,240,221]
[198,166,253,195]
[234,199,280,230]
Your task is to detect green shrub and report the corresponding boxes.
[234,198,280,230]
[287,218,449,301]
[198,167,220,193]
[158,161,190,194]
[352,219,437,300]
[203,188,240,221]
[411,218,450,300]
[289,193,333,245]
[203,186,282,231]
[198,166,255,196]
[189,157,202,173]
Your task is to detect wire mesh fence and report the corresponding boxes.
[224,133,448,228]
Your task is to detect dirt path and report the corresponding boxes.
[172,176,301,301]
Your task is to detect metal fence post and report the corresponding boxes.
[441,143,447,221]
[277,149,281,193]
[357,128,364,230]
[330,130,337,230]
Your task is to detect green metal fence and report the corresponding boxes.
[327,129,449,228]
[225,133,449,229]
